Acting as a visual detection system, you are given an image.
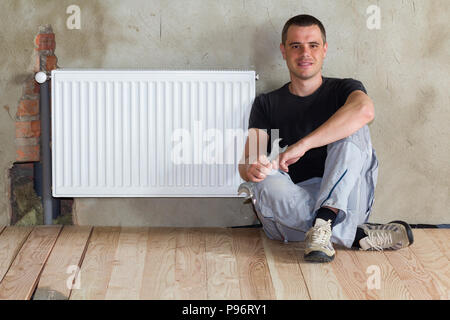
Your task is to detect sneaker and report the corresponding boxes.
[358,220,414,251]
[304,218,335,263]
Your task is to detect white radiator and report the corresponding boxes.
[51,69,255,197]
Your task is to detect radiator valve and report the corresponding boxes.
[35,72,48,84]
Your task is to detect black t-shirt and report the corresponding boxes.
[248,77,367,184]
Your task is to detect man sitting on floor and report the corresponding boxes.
[238,14,413,263]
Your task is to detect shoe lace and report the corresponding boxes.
[365,230,393,251]
[309,221,332,246]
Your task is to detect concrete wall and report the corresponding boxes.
[1,0,449,226]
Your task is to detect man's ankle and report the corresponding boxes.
[314,207,338,227]
[323,206,338,214]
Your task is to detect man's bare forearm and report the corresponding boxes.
[298,91,374,151]
[238,129,270,182]
[238,163,250,181]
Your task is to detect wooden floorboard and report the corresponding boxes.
[353,250,412,299]
[205,228,241,299]
[331,247,379,299]
[262,234,310,299]
[105,227,149,300]
[426,229,450,260]
[69,227,120,300]
[140,228,177,299]
[297,246,346,299]
[0,226,34,283]
[0,226,61,300]
[232,228,275,299]
[33,226,92,300]
[174,228,208,299]
[0,226,447,300]
[384,246,444,300]
[408,229,449,299]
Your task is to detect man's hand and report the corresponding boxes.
[245,155,274,182]
[275,140,309,172]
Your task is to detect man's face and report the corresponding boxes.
[280,25,328,81]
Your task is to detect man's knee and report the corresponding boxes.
[328,125,372,154]
[254,171,294,203]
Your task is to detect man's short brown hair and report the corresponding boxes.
[281,14,327,45]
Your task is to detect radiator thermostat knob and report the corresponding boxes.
[35,72,48,84]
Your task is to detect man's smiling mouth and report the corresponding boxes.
[297,61,314,67]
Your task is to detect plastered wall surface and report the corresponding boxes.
[0,0,448,226]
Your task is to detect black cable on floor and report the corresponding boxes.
[229,224,262,228]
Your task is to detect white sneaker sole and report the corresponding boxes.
[304,250,335,263]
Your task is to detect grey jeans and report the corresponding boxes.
[249,125,379,248]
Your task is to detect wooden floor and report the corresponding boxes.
[0,226,448,300]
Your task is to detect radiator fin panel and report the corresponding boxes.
[51,70,255,197]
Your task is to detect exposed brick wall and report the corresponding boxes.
[15,76,41,162]
[9,25,72,226]
[15,25,58,162]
